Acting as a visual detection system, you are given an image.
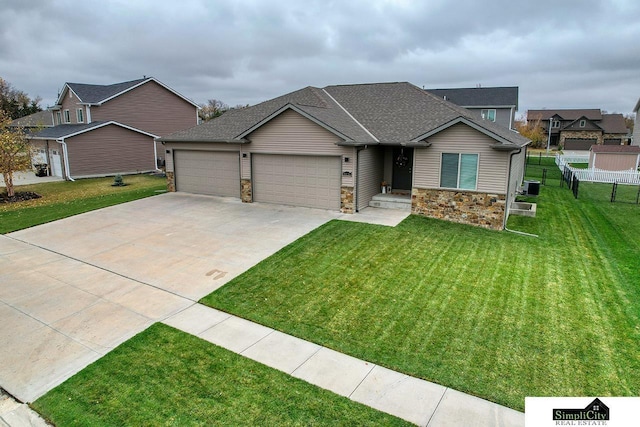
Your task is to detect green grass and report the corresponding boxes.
[0,175,166,233]
[568,162,589,169]
[201,158,640,411]
[32,324,409,426]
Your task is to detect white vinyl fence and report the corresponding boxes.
[555,154,640,184]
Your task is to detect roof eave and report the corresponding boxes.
[490,143,526,151]
[159,137,250,144]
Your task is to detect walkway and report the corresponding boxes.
[163,304,524,426]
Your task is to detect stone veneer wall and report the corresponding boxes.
[411,188,506,230]
[560,130,603,146]
[166,171,175,192]
[341,186,354,213]
[241,179,252,203]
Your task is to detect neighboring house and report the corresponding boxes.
[527,109,628,150]
[426,87,518,130]
[589,145,640,171]
[28,77,199,179]
[633,97,640,146]
[9,110,54,129]
[160,82,530,230]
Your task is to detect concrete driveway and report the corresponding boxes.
[0,193,341,402]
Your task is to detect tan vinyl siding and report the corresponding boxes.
[60,89,82,124]
[245,109,353,186]
[590,153,640,171]
[413,123,509,194]
[90,81,197,137]
[357,146,384,210]
[164,142,240,173]
[65,125,155,177]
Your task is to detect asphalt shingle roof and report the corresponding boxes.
[591,145,640,153]
[66,78,148,104]
[600,114,628,134]
[28,121,111,139]
[9,110,54,127]
[528,109,602,121]
[161,82,529,147]
[426,87,518,108]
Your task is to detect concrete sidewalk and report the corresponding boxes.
[164,304,524,427]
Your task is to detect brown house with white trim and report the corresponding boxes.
[160,82,530,230]
[527,109,629,150]
[29,77,198,179]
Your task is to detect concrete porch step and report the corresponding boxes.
[369,193,411,211]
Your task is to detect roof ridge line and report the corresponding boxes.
[322,88,379,142]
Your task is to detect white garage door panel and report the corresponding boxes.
[174,150,240,197]
[253,154,341,210]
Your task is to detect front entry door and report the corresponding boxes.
[392,147,413,190]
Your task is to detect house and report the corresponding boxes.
[28,77,199,179]
[633,97,640,146]
[527,109,629,150]
[426,87,518,130]
[9,110,54,129]
[589,145,640,171]
[160,82,530,230]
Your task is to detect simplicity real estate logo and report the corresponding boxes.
[553,398,610,423]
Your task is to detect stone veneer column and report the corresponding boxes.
[166,171,176,192]
[241,179,253,203]
[411,188,506,230]
[340,186,354,213]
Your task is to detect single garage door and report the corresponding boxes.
[604,138,622,145]
[253,154,341,210]
[174,150,240,197]
[564,139,597,150]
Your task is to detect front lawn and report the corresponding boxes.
[32,324,409,426]
[0,174,166,233]
[201,161,640,411]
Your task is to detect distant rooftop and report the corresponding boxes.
[426,87,518,109]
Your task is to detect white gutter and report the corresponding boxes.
[153,138,159,170]
[57,139,75,181]
[86,105,92,123]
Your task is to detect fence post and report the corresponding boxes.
[611,182,617,203]
[542,168,547,185]
[636,185,640,204]
[538,152,542,165]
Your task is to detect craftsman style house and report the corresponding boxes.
[426,87,519,130]
[29,77,198,179]
[160,82,530,230]
[527,109,629,150]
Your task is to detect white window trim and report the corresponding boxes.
[481,109,496,122]
[63,109,71,123]
[76,108,84,123]
[440,152,479,191]
[552,120,560,128]
[56,111,62,125]
[579,119,586,127]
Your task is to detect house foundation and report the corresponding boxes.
[341,186,354,213]
[166,171,176,192]
[411,188,506,230]
[241,179,252,203]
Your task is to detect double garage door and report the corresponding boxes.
[174,150,240,197]
[174,151,341,210]
[253,154,341,210]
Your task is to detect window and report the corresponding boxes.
[77,108,84,123]
[481,109,496,122]
[56,111,62,125]
[552,120,560,128]
[63,109,71,123]
[579,119,586,127]
[440,153,478,190]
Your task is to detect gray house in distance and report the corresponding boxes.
[426,87,519,130]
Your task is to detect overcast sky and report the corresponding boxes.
[2,0,639,116]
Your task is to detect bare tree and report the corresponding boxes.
[0,109,34,197]
[198,99,229,122]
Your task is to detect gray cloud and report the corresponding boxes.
[1,0,638,115]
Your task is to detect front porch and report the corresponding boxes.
[368,192,411,211]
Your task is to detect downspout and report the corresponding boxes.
[502,146,538,237]
[57,138,75,181]
[153,138,159,170]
